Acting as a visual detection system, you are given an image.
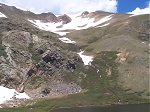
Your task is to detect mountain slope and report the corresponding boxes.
[0,3,149,110]
[66,14,150,96]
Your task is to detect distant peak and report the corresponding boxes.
[58,14,72,24]
[81,11,89,17]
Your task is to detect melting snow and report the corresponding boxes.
[54,31,69,36]
[28,19,62,32]
[28,14,113,33]
[97,23,110,28]
[0,12,7,18]
[97,69,100,73]
[61,14,113,30]
[0,86,30,104]
[59,37,76,44]
[77,51,93,65]
[129,14,137,17]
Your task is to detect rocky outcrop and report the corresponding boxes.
[116,48,129,64]
[37,12,59,23]
[41,82,81,97]
[0,57,23,89]
[0,26,83,98]
[0,3,58,23]
[81,11,89,18]
[58,14,72,24]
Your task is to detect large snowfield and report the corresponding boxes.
[28,14,113,33]
[0,86,30,104]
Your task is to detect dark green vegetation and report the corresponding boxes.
[0,34,7,57]
[0,44,7,57]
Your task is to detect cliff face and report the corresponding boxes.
[0,15,83,100]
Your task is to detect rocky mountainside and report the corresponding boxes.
[0,3,84,103]
[0,3,149,109]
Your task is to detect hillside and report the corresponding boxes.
[0,3,149,111]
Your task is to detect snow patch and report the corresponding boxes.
[0,86,30,104]
[129,14,137,17]
[28,19,62,32]
[91,15,112,27]
[77,51,93,65]
[59,37,76,44]
[97,23,110,28]
[0,12,7,18]
[97,69,100,73]
[28,14,113,34]
[65,14,113,30]
[55,31,69,36]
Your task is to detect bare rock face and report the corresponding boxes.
[2,30,32,49]
[0,4,59,23]
[17,83,25,93]
[81,11,89,18]
[41,82,81,96]
[0,26,83,97]
[0,30,33,89]
[2,30,33,71]
[58,14,72,24]
[37,12,59,23]
[0,57,22,89]
[116,48,129,64]
[0,4,84,100]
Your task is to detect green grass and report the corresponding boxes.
[66,44,79,52]
[55,51,149,106]
[0,34,7,57]
[65,14,149,99]
[0,45,7,57]
[0,99,55,112]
